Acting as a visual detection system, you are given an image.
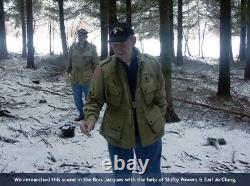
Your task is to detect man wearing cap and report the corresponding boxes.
[81,23,167,182]
[66,29,99,121]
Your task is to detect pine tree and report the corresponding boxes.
[26,0,35,69]
[0,0,8,58]
[217,0,231,98]
[159,0,181,122]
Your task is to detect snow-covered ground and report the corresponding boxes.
[0,55,250,174]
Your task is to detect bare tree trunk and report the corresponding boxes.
[126,0,132,26]
[109,0,117,56]
[26,0,35,69]
[229,35,234,63]
[0,0,8,58]
[20,0,26,58]
[239,0,246,62]
[58,0,68,56]
[177,0,183,65]
[52,20,55,54]
[201,23,207,58]
[229,3,233,63]
[159,0,181,123]
[49,18,52,55]
[169,0,175,63]
[245,0,250,79]
[197,0,201,56]
[217,0,231,98]
[183,32,192,57]
[100,0,108,60]
[139,35,144,53]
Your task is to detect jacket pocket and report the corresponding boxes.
[141,79,157,105]
[144,105,164,133]
[103,110,125,141]
[107,80,122,107]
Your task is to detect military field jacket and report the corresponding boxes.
[66,41,99,84]
[84,52,167,149]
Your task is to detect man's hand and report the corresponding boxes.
[80,120,95,135]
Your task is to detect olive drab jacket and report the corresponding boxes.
[84,50,167,149]
[66,41,99,84]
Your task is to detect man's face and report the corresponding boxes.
[78,34,87,43]
[111,36,136,62]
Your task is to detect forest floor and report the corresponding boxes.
[0,54,250,174]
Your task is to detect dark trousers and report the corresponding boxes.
[108,134,162,186]
[71,83,89,117]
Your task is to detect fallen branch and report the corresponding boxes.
[165,130,182,137]
[0,136,19,144]
[0,110,16,118]
[8,124,29,138]
[174,165,185,168]
[238,160,249,165]
[0,164,8,173]
[161,165,171,169]
[59,163,79,167]
[37,138,53,148]
[174,97,250,118]
[59,163,93,169]
[161,155,167,162]
[17,82,66,97]
[48,104,69,111]
[184,151,201,161]
[29,116,42,124]
[31,127,51,137]
[210,161,238,173]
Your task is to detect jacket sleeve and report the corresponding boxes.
[91,46,99,72]
[66,46,73,73]
[84,66,105,123]
[154,62,167,118]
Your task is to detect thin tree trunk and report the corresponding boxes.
[239,0,246,62]
[177,0,183,65]
[183,32,192,57]
[108,0,117,56]
[197,0,201,56]
[159,0,180,123]
[126,0,132,26]
[229,36,234,63]
[245,0,250,79]
[26,0,35,69]
[201,23,207,58]
[49,18,52,55]
[52,20,55,53]
[229,3,233,63]
[58,0,67,56]
[169,0,175,63]
[217,0,231,98]
[100,0,108,60]
[0,0,8,58]
[20,0,26,58]
[139,36,144,53]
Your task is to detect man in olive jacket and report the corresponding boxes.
[81,23,167,182]
[66,29,99,121]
